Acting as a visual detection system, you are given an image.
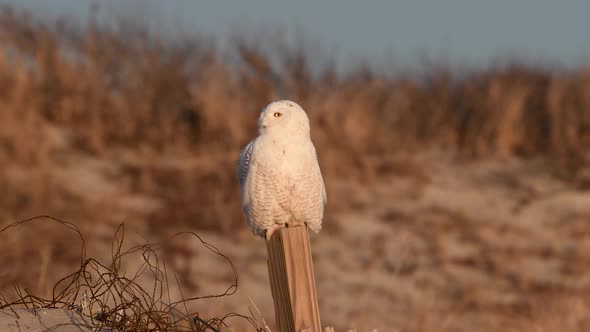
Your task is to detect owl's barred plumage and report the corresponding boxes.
[238,100,327,239]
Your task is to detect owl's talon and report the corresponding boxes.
[286,220,305,228]
[265,224,282,240]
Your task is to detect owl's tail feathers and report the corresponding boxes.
[288,220,321,234]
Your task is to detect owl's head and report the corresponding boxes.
[258,100,311,136]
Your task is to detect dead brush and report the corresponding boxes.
[0,216,260,331]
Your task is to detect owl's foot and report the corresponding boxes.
[286,220,306,229]
[265,224,283,240]
[265,221,307,240]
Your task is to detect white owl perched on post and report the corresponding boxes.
[238,100,327,239]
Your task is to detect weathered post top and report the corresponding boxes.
[266,225,322,332]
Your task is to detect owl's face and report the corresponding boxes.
[258,100,310,136]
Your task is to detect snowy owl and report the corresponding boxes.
[238,100,327,239]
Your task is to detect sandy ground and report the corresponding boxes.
[2,153,590,331]
[0,308,94,332]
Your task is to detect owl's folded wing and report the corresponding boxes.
[316,160,327,205]
[238,139,256,187]
[320,171,327,205]
[311,147,327,206]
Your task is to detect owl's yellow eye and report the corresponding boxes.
[273,112,282,118]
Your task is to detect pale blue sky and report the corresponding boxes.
[2,0,589,70]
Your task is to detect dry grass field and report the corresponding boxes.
[1,6,590,331]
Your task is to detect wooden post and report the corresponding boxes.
[266,225,321,332]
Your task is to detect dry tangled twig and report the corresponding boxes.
[0,215,259,331]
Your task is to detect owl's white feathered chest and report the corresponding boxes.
[255,136,315,181]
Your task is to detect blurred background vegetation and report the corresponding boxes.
[0,4,590,331]
[0,6,588,227]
